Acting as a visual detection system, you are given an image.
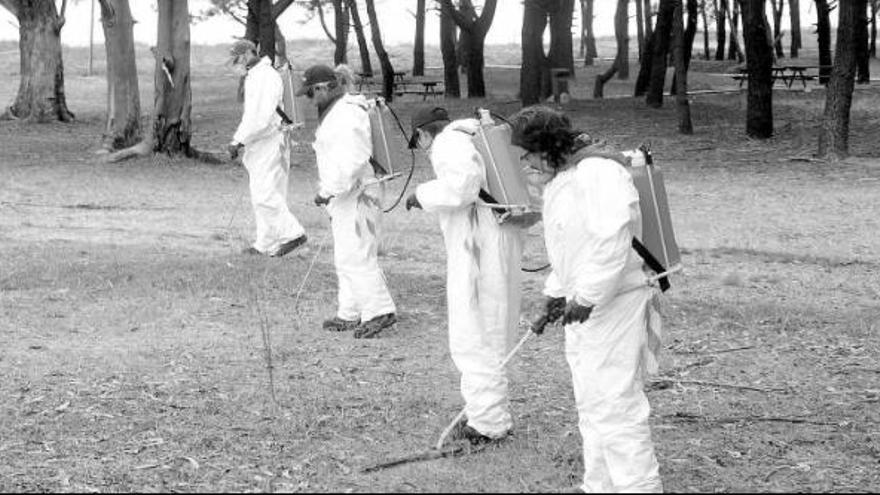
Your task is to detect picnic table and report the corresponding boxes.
[356,71,443,100]
[732,65,832,89]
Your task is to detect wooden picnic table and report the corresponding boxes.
[732,65,832,89]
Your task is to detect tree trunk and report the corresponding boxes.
[672,0,693,133]
[153,0,194,154]
[645,0,654,40]
[412,0,426,76]
[614,0,629,79]
[363,0,394,101]
[870,1,877,58]
[246,0,259,44]
[583,0,597,65]
[332,0,349,65]
[258,0,274,61]
[715,0,727,60]
[3,0,74,122]
[671,0,697,94]
[818,0,863,159]
[701,0,711,59]
[346,0,372,76]
[635,25,656,96]
[99,0,141,150]
[770,0,784,59]
[816,0,832,84]
[440,0,498,98]
[856,1,870,83]
[637,0,646,62]
[646,0,675,108]
[727,0,743,61]
[789,0,801,57]
[742,0,773,138]
[440,5,460,98]
[548,0,575,94]
[455,0,476,73]
[521,0,549,105]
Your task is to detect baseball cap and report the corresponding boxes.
[408,106,450,149]
[295,64,337,96]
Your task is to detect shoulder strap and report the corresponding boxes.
[631,237,671,292]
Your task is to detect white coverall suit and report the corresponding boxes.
[234,56,306,255]
[414,119,524,438]
[542,156,663,493]
[312,93,396,322]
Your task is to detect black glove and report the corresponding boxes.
[562,300,594,326]
[530,296,566,335]
[405,193,422,211]
[228,142,244,161]
[314,193,332,207]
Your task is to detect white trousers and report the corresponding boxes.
[565,287,663,493]
[243,136,305,254]
[326,188,395,322]
[445,209,523,438]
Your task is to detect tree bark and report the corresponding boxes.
[671,0,697,94]
[2,0,74,122]
[613,0,629,79]
[346,0,372,76]
[244,0,274,61]
[789,0,801,57]
[715,0,727,60]
[870,1,877,58]
[727,0,743,61]
[521,0,549,105]
[700,0,711,59]
[770,0,784,59]
[582,0,598,66]
[856,1,870,83]
[412,0,425,76]
[363,0,394,101]
[440,0,498,98]
[440,5,460,97]
[332,0,349,65]
[818,0,863,159]
[548,0,575,95]
[742,0,773,138]
[98,0,141,150]
[672,0,693,133]
[646,0,675,108]
[815,0,833,84]
[634,23,656,96]
[595,0,629,96]
[153,0,194,154]
[637,0,646,61]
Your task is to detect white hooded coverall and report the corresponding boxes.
[542,156,663,493]
[415,119,524,438]
[234,56,305,255]
[312,93,396,322]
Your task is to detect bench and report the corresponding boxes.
[400,80,444,100]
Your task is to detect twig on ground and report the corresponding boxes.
[673,345,755,355]
[649,378,785,393]
[361,442,488,473]
[663,411,841,426]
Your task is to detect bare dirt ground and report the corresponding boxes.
[1,41,879,492]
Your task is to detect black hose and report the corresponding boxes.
[382,102,417,213]
[522,263,551,273]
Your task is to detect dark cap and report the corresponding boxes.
[408,106,450,149]
[295,64,337,96]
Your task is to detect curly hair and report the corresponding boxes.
[508,105,583,168]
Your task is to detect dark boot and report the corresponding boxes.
[353,313,396,339]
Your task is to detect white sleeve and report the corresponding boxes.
[542,269,566,298]
[316,103,372,197]
[569,159,640,307]
[233,69,281,146]
[416,133,482,212]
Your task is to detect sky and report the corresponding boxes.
[0,1,828,49]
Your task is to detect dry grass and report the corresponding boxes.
[1,39,879,492]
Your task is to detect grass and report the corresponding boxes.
[1,38,880,492]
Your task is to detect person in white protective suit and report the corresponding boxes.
[297,64,397,339]
[404,106,524,444]
[227,40,307,258]
[510,106,664,493]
